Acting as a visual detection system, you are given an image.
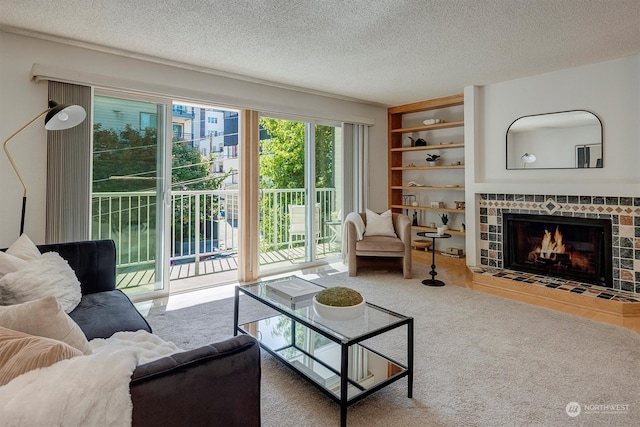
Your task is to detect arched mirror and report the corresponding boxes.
[506,110,602,169]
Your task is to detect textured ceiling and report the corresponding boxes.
[1,0,639,106]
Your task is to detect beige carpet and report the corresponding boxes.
[145,264,640,427]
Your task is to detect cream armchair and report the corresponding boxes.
[346,212,412,278]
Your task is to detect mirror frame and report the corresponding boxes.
[506,110,603,170]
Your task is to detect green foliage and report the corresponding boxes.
[315,287,363,307]
[257,119,335,249]
[93,123,159,192]
[258,118,305,189]
[93,123,230,239]
[172,141,226,191]
[257,119,335,190]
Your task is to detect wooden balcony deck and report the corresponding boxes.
[117,243,341,293]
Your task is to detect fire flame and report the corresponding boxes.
[538,226,566,258]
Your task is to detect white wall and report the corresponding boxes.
[465,54,640,266]
[0,31,388,247]
[469,54,639,195]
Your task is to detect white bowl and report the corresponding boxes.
[312,296,365,321]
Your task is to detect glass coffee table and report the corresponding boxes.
[234,276,414,427]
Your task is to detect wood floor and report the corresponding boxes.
[118,244,341,291]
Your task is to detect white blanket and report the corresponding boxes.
[342,212,366,262]
[344,212,365,241]
[0,330,181,427]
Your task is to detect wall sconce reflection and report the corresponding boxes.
[521,152,537,168]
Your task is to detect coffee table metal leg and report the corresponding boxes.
[340,344,348,426]
[407,319,414,398]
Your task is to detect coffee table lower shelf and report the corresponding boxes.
[235,313,412,426]
[238,315,409,400]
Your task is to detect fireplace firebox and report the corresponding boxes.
[503,213,612,287]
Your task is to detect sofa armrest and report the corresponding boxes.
[346,220,359,276]
[130,334,261,427]
[394,213,412,279]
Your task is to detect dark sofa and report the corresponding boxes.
[25,239,261,427]
[36,239,153,340]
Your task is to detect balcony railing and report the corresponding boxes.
[92,188,339,275]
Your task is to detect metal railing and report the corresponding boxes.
[91,188,338,272]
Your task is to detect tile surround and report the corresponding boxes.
[478,194,640,294]
[471,267,640,303]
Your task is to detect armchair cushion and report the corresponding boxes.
[356,235,406,254]
[365,209,397,237]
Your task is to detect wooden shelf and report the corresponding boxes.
[392,165,464,170]
[391,185,464,191]
[389,94,466,257]
[392,204,465,214]
[390,120,464,134]
[388,94,464,114]
[390,143,464,152]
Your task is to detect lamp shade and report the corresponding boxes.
[44,101,87,130]
[521,153,537,164]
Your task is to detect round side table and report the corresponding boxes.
[416,231,452,286]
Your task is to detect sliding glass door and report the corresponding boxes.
[92,93,168,295]
[258,116,342,272]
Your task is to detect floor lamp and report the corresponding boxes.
[2,100,87,235]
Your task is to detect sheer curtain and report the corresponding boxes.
[46,81,92,243]
[342,123,369,215]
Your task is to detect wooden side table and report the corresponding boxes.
[416,231,452,286]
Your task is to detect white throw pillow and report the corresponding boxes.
[0,296,90,355]
[0,252,28,279]
[5,234,42,261]
[365,209,397,237]
[0,252,81,314]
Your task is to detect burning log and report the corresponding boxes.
[526,226,594,273]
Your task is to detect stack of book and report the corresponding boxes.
[265,277,324,309]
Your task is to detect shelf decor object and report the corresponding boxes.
[2,100,87,235]
[312,287,365,321]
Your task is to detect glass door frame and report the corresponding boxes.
[256,113,342,275]
[92,88,172,299]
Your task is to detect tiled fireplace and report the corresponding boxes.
[478,194,640,294]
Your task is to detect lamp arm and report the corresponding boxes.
[2,108,49,197]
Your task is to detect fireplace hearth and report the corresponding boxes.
[503,213,612,287]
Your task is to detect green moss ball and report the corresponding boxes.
[315,287,363,307]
